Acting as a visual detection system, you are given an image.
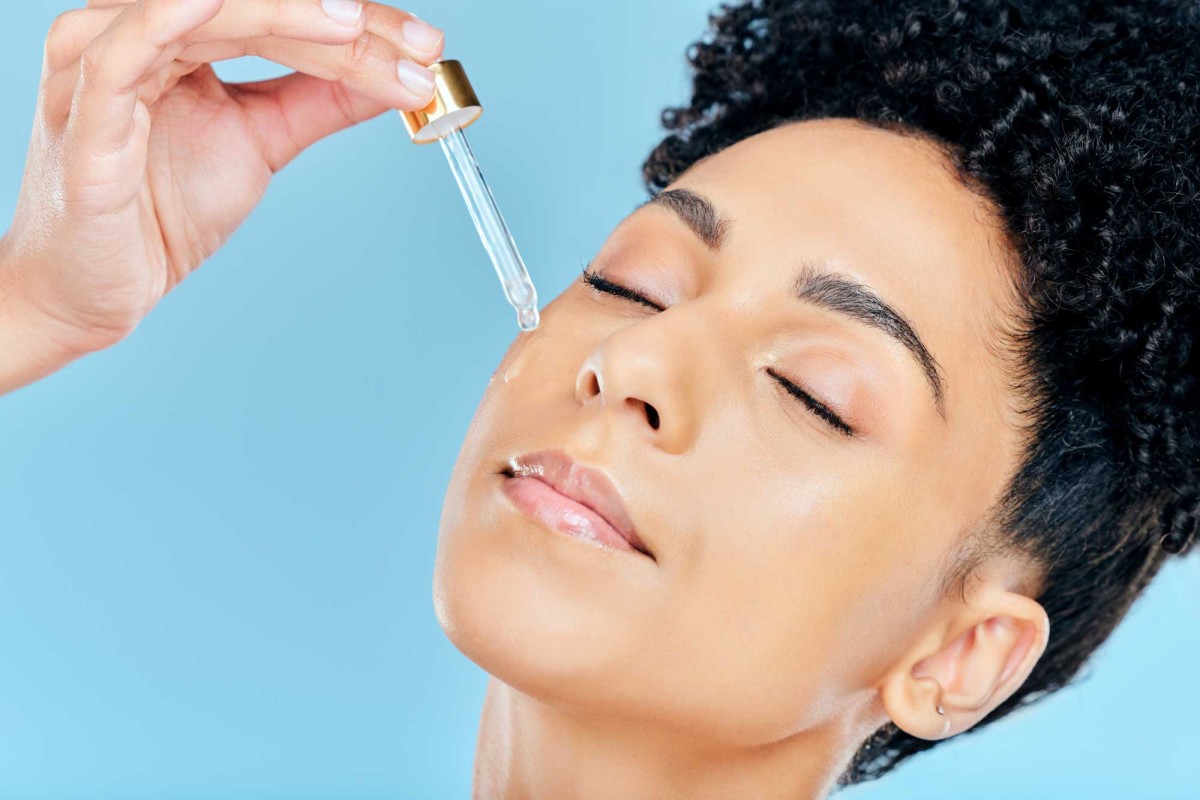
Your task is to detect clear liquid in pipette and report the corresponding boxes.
[438,127,540,332]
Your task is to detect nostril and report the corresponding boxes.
[584,370,601,398]
[644,402,660,430]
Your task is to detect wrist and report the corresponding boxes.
[0,235,79,395]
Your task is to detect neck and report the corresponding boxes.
[472,677,863,800]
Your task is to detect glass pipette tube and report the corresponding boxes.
[438,127,540,332]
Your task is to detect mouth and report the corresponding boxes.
[498,449,655,562]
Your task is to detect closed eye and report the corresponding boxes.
[767,368,855,437]
[580,264,666,312]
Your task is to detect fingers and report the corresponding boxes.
[59,1,442,69]
[43,2,443,132]
[215,7,447,171]
[177,2,443,108]
[362,2,444,64]
[246,27,438,115]
[233,72,388,172]
[68,0,228,156]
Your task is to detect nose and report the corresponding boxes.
[573,324,703,455]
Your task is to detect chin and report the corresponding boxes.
[431,444,667,716]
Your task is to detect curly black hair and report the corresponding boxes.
[642,0,1200,786]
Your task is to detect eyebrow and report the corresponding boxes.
[793,262,947,418]
[642,189,730,250]
[641,188,948,419]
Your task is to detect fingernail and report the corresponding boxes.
[402,18,444,53]
[322,0,364,26]
[397,60,435,99]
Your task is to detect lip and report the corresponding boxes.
[499,449,654,561]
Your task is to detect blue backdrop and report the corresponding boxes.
[0,2,1195,798]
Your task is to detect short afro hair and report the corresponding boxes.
[642,0,1200,786]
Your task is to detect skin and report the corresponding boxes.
[435,119,1052,798]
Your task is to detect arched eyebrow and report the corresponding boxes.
[793,261,947,419]
[640,188,948,420]
[640,189,730,250]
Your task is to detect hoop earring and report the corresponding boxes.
[936,702,945,716]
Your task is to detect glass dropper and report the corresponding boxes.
[399,60,540,332]
[438,127,539,331]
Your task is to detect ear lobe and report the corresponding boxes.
[880,593,1050,741]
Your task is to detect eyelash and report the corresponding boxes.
[579,264,856,438]
[765,368,855,437]
[580,264,666,312]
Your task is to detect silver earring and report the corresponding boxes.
[936,702,945,716]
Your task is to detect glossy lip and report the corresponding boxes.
[499,449,655,561]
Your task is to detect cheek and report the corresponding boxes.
[666,469,868,705]
[655,457,944,730]
[454,296,595,468]
[763,471,953,692]
[484,292,606,402]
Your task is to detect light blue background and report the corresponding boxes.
[0,2,1196,798]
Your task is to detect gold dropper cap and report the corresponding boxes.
[399,60,483,144]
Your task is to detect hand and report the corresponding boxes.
[0,0,444,391]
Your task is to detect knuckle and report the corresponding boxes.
[343,32,374,72]
[77,41,108,85]
[138,0,167,37]
[139,0,182,49]
[44,10,87,70]
[329,81,359,124]
[45,10,76,44]
[367,5,405,43]
[250,0,281,40]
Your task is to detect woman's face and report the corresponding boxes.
[434,118,1027,743]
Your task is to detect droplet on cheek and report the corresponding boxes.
[501,331,542,384]
[498,320,557,385]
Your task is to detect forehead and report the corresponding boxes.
[670,119,1012,306]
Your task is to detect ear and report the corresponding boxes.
[878,580,1050,741]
